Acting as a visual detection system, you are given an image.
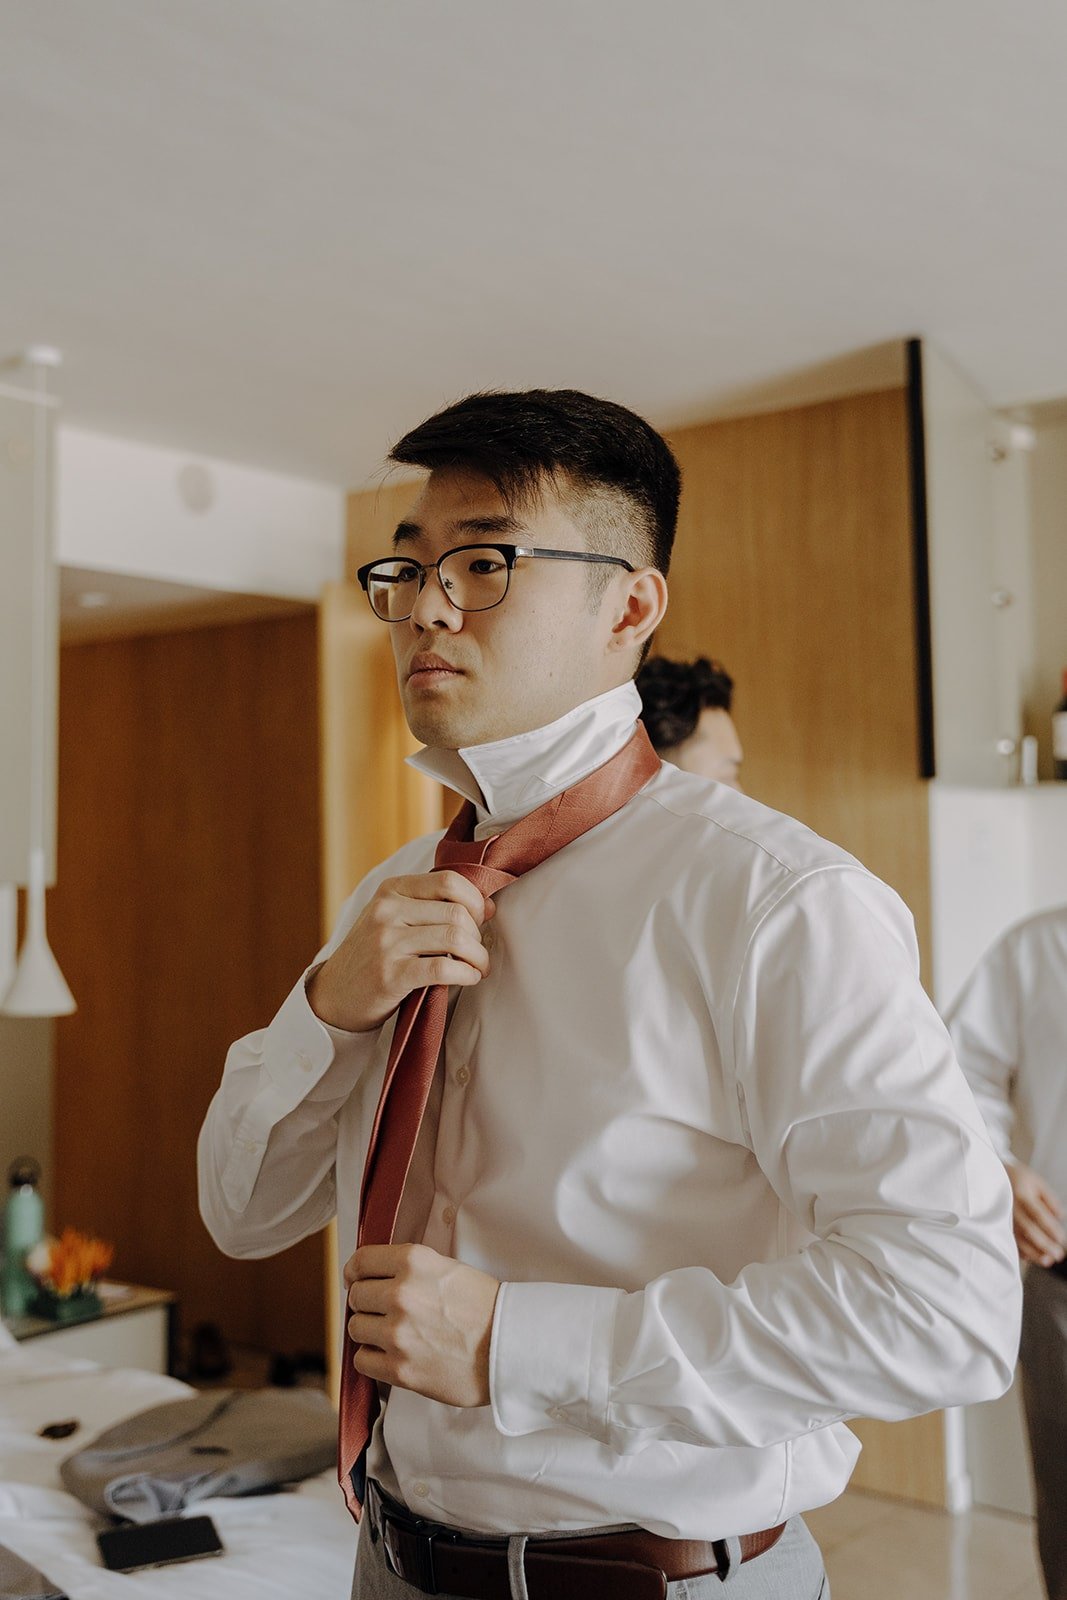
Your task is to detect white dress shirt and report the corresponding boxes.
[947,907,1067,1201]
[199,683,1019,1540]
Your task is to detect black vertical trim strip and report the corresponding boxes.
[906,338,936,778]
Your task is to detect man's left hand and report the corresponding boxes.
[344,1243,500,1407]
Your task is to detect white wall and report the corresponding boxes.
[930,784,1067,1011]
[57,426,346,600]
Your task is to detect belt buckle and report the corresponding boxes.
[382,1515,438,1594]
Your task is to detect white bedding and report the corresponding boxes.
[0,1343,357,1599]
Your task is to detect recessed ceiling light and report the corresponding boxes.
[76,591,112,609]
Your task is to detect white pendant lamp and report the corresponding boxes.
[2,848,75,1016]
[1,347,75,1018]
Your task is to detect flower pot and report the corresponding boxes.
[31,1284,103,1324]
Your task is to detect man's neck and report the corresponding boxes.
[408,683,642,833]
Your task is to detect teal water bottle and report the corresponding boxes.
[2,1156,44,1317]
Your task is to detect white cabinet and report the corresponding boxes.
[3,1282,175,1375]
[915,339,1028,787]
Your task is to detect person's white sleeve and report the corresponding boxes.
[490,868,1020,1454]
[944,935,1020,1163]
[197,836,436,1259]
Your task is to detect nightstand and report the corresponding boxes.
[2,1281,177,1374]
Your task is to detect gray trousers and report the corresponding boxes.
[351,1512,827,1600]
[1020,1265,1067,1600]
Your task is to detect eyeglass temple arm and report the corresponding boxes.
[515,546,635,572]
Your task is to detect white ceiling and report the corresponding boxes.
[2,0,1066,487]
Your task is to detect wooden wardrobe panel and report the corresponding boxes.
[52,613,325,1359]
[663,387,931,978]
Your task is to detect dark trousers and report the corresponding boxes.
[1020,1265,1067,1600]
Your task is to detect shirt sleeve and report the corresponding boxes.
[490,866,1021,1455]
[197,836,436,1260]
[944,933,1021,1163]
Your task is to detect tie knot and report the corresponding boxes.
[434,831,516,900]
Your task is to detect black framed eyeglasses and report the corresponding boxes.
[355,543,635,622]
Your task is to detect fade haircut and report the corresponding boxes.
[636,656,734,752]
[388,389,681,577]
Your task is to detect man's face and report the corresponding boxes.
[665,707,744,790]
[387,468,634,749]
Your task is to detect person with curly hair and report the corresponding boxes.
[636,655,743,788]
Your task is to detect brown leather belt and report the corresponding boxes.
[365,1481,786,1599]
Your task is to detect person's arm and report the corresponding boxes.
[944,936,1020,1164]
[488,868,1020,1455]
[947,935,1066,1266]
[198,832,496,1260]
[197,895,387,1260]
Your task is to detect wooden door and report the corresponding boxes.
[52,613,325,1362]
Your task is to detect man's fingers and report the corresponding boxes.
[351,1343,394,1383]
[347,1276,394,1314]
[1016,1216,1065,1262]
[342,1245,396,1290]
[393,922,490,977]
[347,1311,390,1349]
[389,872,492,924]
[1037,1183,1065,1221]
[1019,1195,1067,1247]
[392,898,486,935]
[347,1243,422,1281]
[1019,1238,1063,1267]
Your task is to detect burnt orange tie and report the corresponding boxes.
[338,724,661,1517]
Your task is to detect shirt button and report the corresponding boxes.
[411,1481,429,1498]
[442,1204,456,1227]
[455,1064,470,1087]
[297,1051,313,1072]
[549,1407,566,1423]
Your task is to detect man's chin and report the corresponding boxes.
[402,692,477,751]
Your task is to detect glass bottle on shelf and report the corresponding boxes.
[1054,669,1067,781]
[1,1156,44,1317]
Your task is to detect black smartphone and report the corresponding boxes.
[96,1515,224,1572]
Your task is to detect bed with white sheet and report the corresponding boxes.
[0,1328,356,1600]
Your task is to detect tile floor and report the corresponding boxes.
[806,1490,1044,1600]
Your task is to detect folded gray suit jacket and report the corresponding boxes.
[60,1387,337,1522]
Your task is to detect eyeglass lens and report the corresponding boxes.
[366,547,510,620]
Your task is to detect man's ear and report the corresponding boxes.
[607,568,668,658]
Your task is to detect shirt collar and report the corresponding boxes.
[407,682,643,837]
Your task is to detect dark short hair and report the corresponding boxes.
[636,656,734,751]
[388,389,681,575]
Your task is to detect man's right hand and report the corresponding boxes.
[1006,1161,1067,1267]
[306,871,495,1033]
